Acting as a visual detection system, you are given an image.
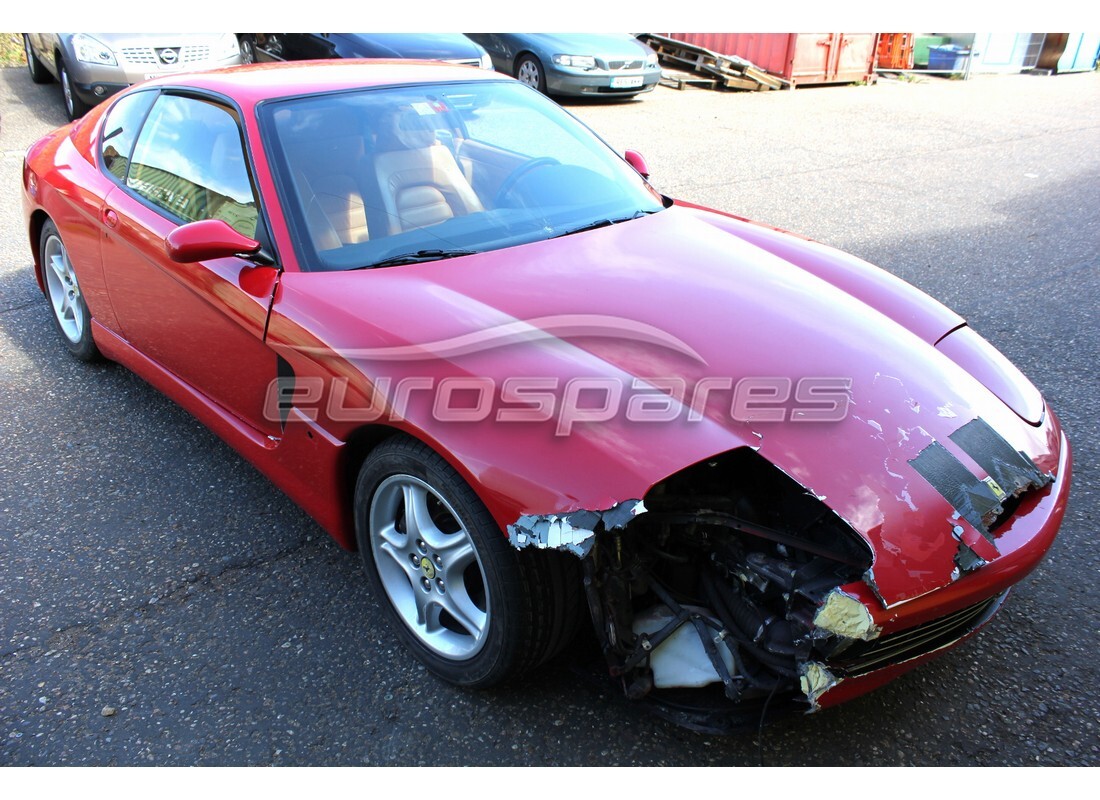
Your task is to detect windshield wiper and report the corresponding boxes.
[552,210,657,239]
[355,249,478,270]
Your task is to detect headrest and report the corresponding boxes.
[378,107,438,151]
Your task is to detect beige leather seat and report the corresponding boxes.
[279,108,371,251]
[373,108,483,235]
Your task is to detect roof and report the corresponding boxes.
[139,59,509,105]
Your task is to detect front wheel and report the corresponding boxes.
[58,58,90,120]
[515,54,547,94]
[40,220,99,361]
[354,436,581,687]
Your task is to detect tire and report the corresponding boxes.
[58,57,91,120]
[238,35,256,65]
[354,435,581,688]
[514,54,547,94]
[24,35,52,84]
[39,220,99,361]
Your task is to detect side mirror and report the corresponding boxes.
[624,149,650,179]
[165,219,261,263]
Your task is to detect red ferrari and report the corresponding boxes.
[22,60,1071,731]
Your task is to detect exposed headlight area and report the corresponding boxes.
[72,34,116,66]
[478,52,493,70]
[645,53,659,68]
[548,448,885,729]
[553,54,597,70]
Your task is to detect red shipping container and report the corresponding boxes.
[662,33,878,85]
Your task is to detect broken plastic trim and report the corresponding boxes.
[507,499,646,558]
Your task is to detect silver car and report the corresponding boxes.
[22,33,242,119]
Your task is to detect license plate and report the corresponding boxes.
[610,75,644,89]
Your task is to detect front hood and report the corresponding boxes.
[342,33,483,60]
[270,207,1062,606]
[519,33,650,60]
[85,33,235,49]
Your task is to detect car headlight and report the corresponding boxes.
[553,54,597,69]
[217,33,240,59]
[72,34,116,66]
[645,54,659,68]
[479,52,493,70]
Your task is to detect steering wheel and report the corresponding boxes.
[493,157,561,207]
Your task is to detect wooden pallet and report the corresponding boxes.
[659,68,718,90]
[640,33,788,92]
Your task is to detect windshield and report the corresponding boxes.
[261,80,664,271]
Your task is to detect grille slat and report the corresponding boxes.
[120,45,213,66]
[829,592,1005,676]
[121,47,157,64]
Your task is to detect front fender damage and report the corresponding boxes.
[508,500,647,558]
[504,448,890,730]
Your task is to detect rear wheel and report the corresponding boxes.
[355,435,581,687]
[24,35,52,84]
[40,220,99,361]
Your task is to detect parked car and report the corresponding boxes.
[466,33,661,97]
[237,33,492,70]
[21,60,1070,732]
[21,33,241,120]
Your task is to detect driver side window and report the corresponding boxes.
[127,95,259,238]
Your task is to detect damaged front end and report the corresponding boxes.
[511,447,889,732]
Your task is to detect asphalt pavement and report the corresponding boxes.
[1,66,1097,766]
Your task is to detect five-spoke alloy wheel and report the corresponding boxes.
[39,220,98,360]
[355,436,581,687]
[369,473,490,660]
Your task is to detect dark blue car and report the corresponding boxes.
[238,33,492,70]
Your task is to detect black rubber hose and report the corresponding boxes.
[701,570,790,688]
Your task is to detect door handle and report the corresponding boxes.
[102,208,119,228]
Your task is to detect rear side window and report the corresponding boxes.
[100,91,156,180]
[127,94,259,237]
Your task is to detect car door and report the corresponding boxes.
[467,34,515,72]
[98,91,281,436]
